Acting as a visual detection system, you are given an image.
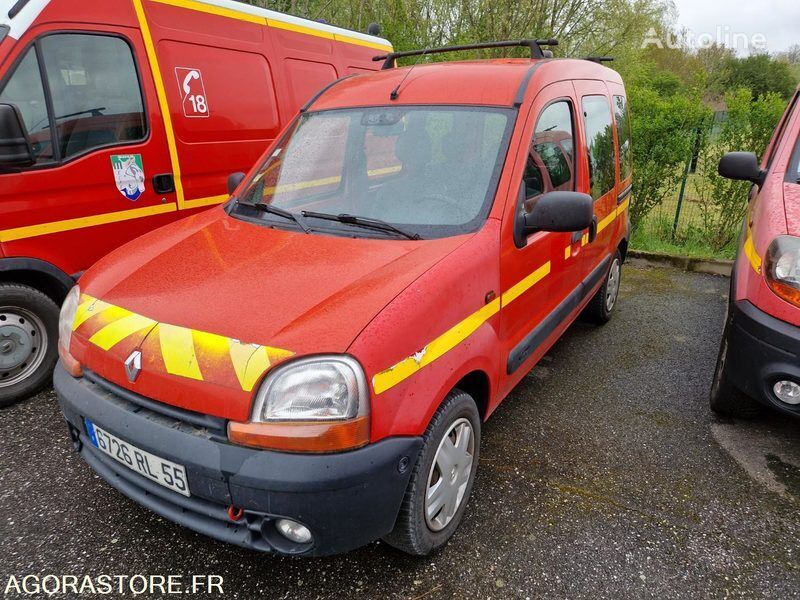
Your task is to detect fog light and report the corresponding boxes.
[773,380,800,405]
[275,518,313,544]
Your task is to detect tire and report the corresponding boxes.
[709,316,763,418]
[584,249,622,324]
[0,283,60,408]
[383,389,481,556]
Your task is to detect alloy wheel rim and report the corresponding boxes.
[605,259,621,311]
[0,307,48,389]
[425,418,475,532]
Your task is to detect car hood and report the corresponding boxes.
[83,209,468,354]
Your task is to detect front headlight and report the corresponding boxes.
[57,285,82,376]
[252,355,368,422]
[765,236,800,307]
[228,355,371,452]
[58,285,81,350]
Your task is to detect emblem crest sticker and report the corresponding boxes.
[111,154,146,201]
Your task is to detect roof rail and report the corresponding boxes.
[373,39,558,70]
[583,56,614,64]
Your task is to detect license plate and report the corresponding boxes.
[84,419,190,497]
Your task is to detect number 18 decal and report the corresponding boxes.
[175,67,210,118]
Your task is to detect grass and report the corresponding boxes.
[630,173,738,261]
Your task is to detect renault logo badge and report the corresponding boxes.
[124,350,142,383]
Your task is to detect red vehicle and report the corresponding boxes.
[711,85,800,418]
[55,40,633,556]
[0,0,391,406]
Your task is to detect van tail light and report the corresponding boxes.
[765,236,800,308]
[228,417,370,453]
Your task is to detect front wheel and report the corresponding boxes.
[382,390,481,555]
[0,283,60,408]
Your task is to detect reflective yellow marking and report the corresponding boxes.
[0,203,177,243]
[618,197,631,213]
[182,195,229,210]
[153,0,265,23]
[73,295,100,330]
[744,228,762,274]
[581,233,589,246]
[89,312,156,351]
[501,262,551,307]
[564,246,572,260]
[242,346,271,392]
[372,298,501,395]
[596,210,617,234]
[151,0,392,51]
[229,340,260,391]
[132,0,187,208]
[159,324,203,380]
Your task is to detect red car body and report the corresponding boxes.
[55,51,633,555]
[0,0,390,404]
[713,85,800,418]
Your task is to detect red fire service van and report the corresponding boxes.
[55,40,633,556]
[711,84,800,419]
[0,0,391,406]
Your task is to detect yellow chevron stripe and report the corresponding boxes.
[501,262,551,307]
[373,298,501,395]
[89,313,156,351]
[744,228,762,274]
[159,324,203,380]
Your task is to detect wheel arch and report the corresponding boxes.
[0,258,76,304]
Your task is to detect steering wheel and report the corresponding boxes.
[415,193,473,222]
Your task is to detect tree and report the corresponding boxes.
[722,54,796,100]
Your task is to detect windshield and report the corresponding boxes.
[232,106,515,239]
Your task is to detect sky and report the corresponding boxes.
[669,0,799,55]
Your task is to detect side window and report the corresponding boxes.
[613,95,633,182]
[40,34,146,160]
[582,95,616,199]
[0,47,55,164]
[523,100,575,201]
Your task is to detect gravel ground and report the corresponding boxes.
[1,264,798,599]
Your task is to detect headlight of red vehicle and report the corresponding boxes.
[57,285,83,377]
[228,355,370,452]
[765,236,800,308]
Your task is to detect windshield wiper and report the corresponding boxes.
[301,211,421,240]
[253,202,311,233]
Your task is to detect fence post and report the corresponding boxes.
[672,127,699,241]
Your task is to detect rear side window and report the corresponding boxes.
[613,95,633,182]
[0,33,146,166]
[582,95,616,199]
[523,100,575,200]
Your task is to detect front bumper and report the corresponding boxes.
[725,299,800,417]
[55,365,422,556]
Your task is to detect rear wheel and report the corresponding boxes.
[584,250,622,324]
[709,317,763,418]
[383,390,480,556]
[0,284,60,408]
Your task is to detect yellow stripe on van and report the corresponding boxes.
[501,262,550,307]
[152,0,266,24]
[744,228,762,274]
[89,313,157,351]
[0,203,178,243]
[132,0,187,209]
[372,298,501,395]
[159,323,203,380]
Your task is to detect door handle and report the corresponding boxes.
[588,216,598,243]
[152,173,175,194]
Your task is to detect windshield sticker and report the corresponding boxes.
[111,154,146,201]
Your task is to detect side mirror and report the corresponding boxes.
[0,103,34,169]
[718,152,765,186]
[515,190,593,247]
[227,171,246,195]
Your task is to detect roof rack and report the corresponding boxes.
[583,56,614,64]
[373,39,558,70]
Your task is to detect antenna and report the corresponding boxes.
[389,49,429,101]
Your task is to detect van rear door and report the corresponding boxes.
[0,25,175,275]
